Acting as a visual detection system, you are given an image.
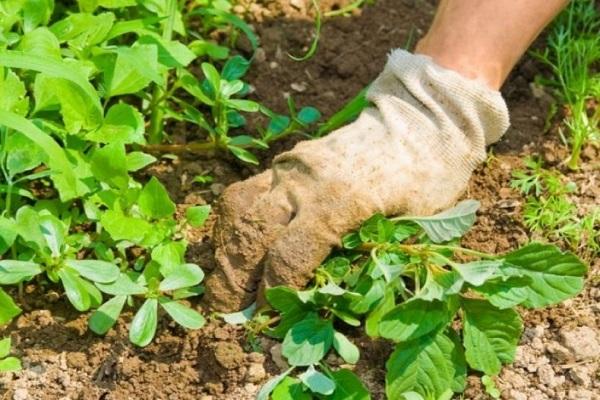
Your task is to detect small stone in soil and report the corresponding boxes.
[560,326,600,361]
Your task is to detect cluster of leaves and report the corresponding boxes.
[511,157,599,260]
[250,200,587,399]
[532,0,599,169]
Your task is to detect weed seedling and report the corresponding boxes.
[0,337,21,373]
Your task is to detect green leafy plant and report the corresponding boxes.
[532,0,600,169]
[252,200,587,399]
[0,337,21,373]
[511,157,599,259]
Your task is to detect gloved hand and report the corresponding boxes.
[204,49,509,312]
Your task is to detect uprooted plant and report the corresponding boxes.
[243,200,587,399]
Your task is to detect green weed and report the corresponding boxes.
[532,0,600,169]
[0,337,21,373]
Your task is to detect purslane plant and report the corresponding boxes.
[0,337,21,373]
[253,200,587,399]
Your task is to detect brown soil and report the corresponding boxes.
[1,1,599,399]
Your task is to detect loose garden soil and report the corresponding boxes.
[1,1,598,399]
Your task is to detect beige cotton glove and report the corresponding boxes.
[204,49,509,312]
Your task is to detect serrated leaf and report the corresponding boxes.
[159,297,205,329]
[401,200,479,243]
[333,331,359,364]
[386,331,466,399]
[501,243,587,308]
[379,298,454,342]
[0,288,21,325]
[159,263,204,291]
[282,313,334,366]
[0,260,42,284]
[89,295,127,335]
[299,365,335,395]
[186,205,211,227]
[461,298,523,375]
[138,176,176,219]
[65,259,119,283]
[129,298,158,347]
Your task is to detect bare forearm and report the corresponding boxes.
[415,0,568,89]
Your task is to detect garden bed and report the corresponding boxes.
[1,1,598,399]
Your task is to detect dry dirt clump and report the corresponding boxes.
[1,0,599,399]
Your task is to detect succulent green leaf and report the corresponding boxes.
[271,376,311,400]
[159,297,205,329]
[282,313,334,366]
[402,200,479,243]
[89,295,127,335]
[159,263,204,291]
[65,259,119,283]
[299,365,335,395]
[151,241,186,276]
[129,298,158,347]
[461,298,523,375]
[95,272,147,296]
[0,217,17,256]
[221,55,250,80]
[39,214,65,257]
[0,260,42,284]
[333,331,360,364]
[257,368,294,400]
[0,357,21,372]
[58,267,91,311]
[228,145,259,165]
[0,337,10,358]
[329,369,371,400]
[296,106,321,125]
[501,243,587,308]
[201,62,221,93]
[386,331,466,400]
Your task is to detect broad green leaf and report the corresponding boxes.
[0,217,17,255]
[257,368,294,400]
[97,44,162,97]
[0,337,10,358]
[201,62,221,93]
[90,142,129,189]
[159,263,204,291]
[299,365,335,395]
[50,12,114,49]
[282,313,334,366]
[221,55,250,80]
[266,286,311,339]
[5,132,46,178]
[386,331,466,399]
[98,0,136,7]
[0,69,28,115]
[126,152,156,171]
[159,297,205,329]
[228,145,258,165]
[95,272,147,296]
[65,259,119,283]
[0,357,21,372]
[185,205,211,227]
[267,114,291,136]
[379,298,454,342]
[151,241,186,276]
[418,270,463,301]
[100,210,152,243]
[0,288,21,325]
[138,176,176,219]
[297,107,321,125]
[502,243,587,308]
[87,103,145,145]
[349,278,385,314]
[329,369,371,400]
[221,302,256,325]
[0,260,42,284]
[453,260,502,286]
[188,39,229,59]
[89,294,126,335]
[17,27,61,59]
[400,200,479,243]
[15,206,46,250]
[58,267,91,311]
[22,0,54,32]
[333,331,359,364]
[129,298,158,347]
[474,276,530,309]
[462,298,523,375]
[359,214,395,244]
[0,110,80,201]
[272,376,310,400]
[39,214,65,257]
[366,286,395,337]
[138,34,195,67]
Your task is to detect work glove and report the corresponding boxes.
[204,49,509,312]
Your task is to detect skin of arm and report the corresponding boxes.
[415,0,569,89]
